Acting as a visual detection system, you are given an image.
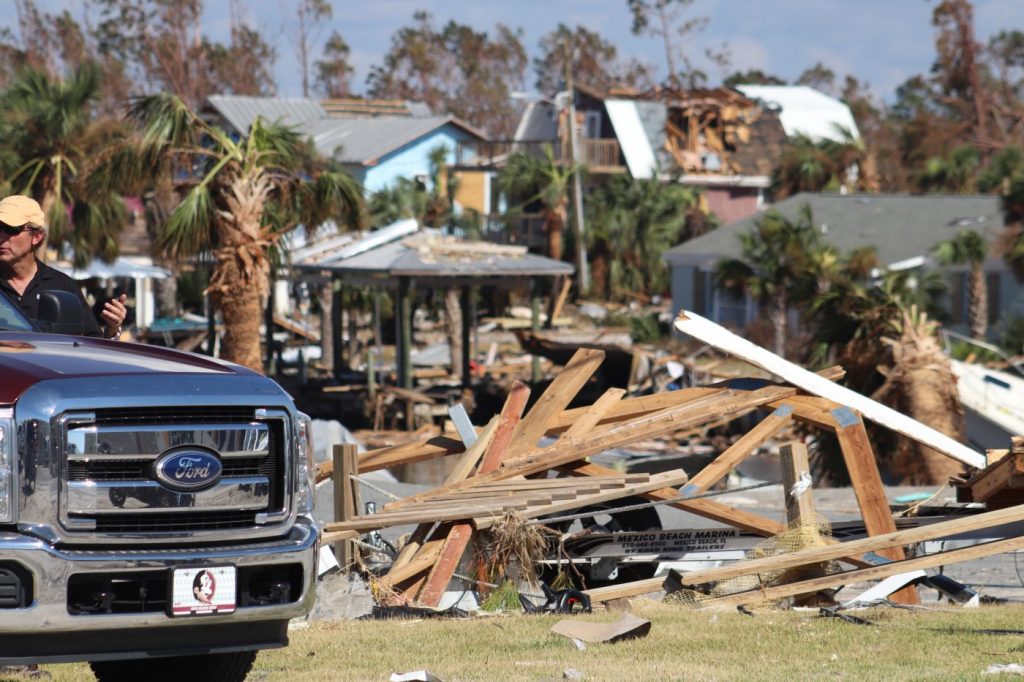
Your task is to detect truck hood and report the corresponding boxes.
[0,332,252,404]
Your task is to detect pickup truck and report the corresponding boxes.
[0,289,319,681]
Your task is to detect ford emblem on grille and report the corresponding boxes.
[154,448,223,492]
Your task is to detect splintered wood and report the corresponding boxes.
[321,311,1016,611]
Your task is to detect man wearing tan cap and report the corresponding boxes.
[0,195,127,338]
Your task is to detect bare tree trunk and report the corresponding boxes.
[318,282,333,373]
[968,264,988,340]
[546,206,565,261]
[212,252,265,372]
[444,288,462,375]
[771,293,787,359]
[210,172,271,373]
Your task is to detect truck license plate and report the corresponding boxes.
[170,566,236,616]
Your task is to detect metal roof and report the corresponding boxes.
[205,95,326,134]
[664,193,1005,269]
[305,116,485,165]
[292,224,572,282]
[734,85,860,142]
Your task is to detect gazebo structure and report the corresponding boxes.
[291,220,574,389]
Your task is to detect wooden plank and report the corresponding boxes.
[769,395,840,430]
[832,407,918,605]
[475,471,688,528]
[390,524,433,572]
[504,348,606,456]
[550,276,572,322]
[585,500,1024,603]
[562,388,627,440]
[459,386,795,497]
[332,443,358,570]
[966,451,1024,502]
[674,310,986,469]
[359,436,467,473]
[417,523,475,606]
[560,461,786,536]
[378,538,444,589]
[414,381,530,607]
[704,535,1024,608]
[443,415,500,486]
[476,381,531,473]
[680,405,793,496]
[780,442,815,525]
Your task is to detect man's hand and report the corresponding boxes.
[101,293,127,339]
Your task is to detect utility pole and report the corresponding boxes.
[563,38,590,294]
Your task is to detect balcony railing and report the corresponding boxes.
[455,139,624,171]
[450,212,548,251]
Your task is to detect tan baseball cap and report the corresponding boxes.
[0,195,46,228]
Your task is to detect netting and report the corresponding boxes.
[666,513,842,609]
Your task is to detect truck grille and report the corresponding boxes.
[61,407,290,538]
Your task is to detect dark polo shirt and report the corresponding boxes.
[0,260,103,336]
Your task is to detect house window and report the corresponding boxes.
[583,111,602,139]
[712,288,749,329]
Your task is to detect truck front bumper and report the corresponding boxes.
[0,518,319,664]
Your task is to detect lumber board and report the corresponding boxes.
[326,473,688,534]
[559,460,786,536]
[546,367,843,436]
[681,405,793,495]
[585,501,1024,603]
[417,522,474,606]
[378,538,444,588]
[833,408,917,605]
[434,385,794,499]
[358,435,467,473]
[768,395,840,430]
[443,415,500,486]
[780,442,815,526]
[415,380,529,606]
[673,310,986,469]
[562,388,627,440]
[703,535,1024,608]
[475,470,690,529]
[476,381,531,473]
[966,452,1024,502]
[504,348,606,456]
[390,524,433,572]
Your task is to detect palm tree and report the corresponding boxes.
[498,145,579,261]
[715,204,823,357]
[918,145,980,193]
[0,63,126,265]
[585,174,699,300]
[772,126,867,200]
[806,266,960,485]
[933,229,989,339]
[114,94,364,372]
[978,147,1024,278]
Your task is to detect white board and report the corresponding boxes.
[673,311,987,469]
[605,100,657,179]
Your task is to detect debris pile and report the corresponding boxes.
[319,311,1024,611]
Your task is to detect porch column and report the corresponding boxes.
[461,285,472,388]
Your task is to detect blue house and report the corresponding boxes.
[203,95,487,196]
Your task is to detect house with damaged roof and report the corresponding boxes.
[452,83,860,248]
[664,192,1018,334]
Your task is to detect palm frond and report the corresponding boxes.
[159,185,216,259]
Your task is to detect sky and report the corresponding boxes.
[24,0,1024,102]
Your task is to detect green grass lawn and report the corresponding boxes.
[23,601,1024,681]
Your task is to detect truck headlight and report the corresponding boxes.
[295,412,316,514]
[0,410,14,523]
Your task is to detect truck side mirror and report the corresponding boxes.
[36,290,86,336]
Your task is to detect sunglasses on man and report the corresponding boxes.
[0,224,33,237]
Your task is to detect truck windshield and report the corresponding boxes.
[0,289,34,332]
